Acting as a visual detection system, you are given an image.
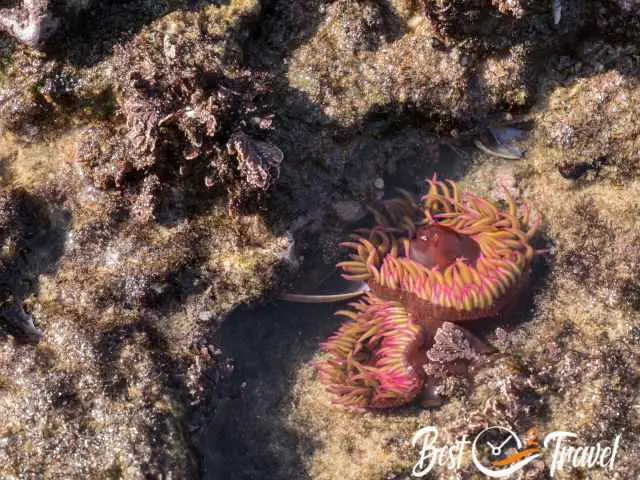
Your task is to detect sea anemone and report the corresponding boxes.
[317,294,423,408]
[317,175,542,408]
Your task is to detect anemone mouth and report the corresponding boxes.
[410,224,481,270]
[316,295,424,409]
[337,176,540,316]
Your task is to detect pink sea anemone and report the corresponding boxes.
[316,175,542,408]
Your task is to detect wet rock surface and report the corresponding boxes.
[0,0,639,478]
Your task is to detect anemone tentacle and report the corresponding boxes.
[337,177,538,315]
[321,175,541,408]
[317,294,424,409]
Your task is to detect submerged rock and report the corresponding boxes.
[76,6,281,215]
[0,0,93,47]
[540,68,640,182]
[0,2,292,477]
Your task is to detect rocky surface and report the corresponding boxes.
[0,0,639,478]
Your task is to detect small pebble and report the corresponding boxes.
[333,200,366,223]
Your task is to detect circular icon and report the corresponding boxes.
[482,426,521,456]
[472,426,540,478]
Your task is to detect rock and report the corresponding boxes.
[333,200,366,223]
[0,0,93,47]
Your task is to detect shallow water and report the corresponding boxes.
[201,300,339,479]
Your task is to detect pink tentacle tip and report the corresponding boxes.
[317,175,543,409]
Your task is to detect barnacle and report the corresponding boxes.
[318,175,542,408]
